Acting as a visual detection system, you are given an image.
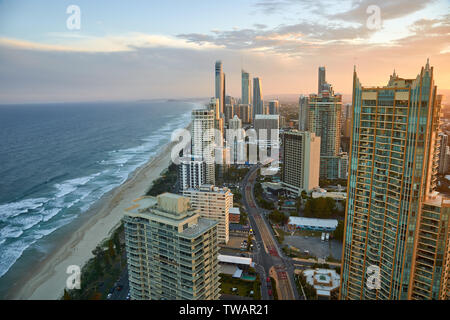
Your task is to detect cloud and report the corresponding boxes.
[0,33,222,53]
[328,0,435,23]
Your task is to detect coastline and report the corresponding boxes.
[8,138,178,300]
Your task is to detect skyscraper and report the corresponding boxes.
[269,100,280,115]
[340,61,450,300]
[191,109,215,185]
[124,193,220,300]
[253,77,263,117]
[215,61,224,115]
[241,70,252,105]
[298,95,309,131]
[318,66,326,94]
[438,132,448,174]
[308,90,342,179]
[281,130,321,195]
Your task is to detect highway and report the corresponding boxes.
[241,165,299,300]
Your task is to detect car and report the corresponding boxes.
[266,277,271,283]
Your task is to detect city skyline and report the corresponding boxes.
[0,0,449,103]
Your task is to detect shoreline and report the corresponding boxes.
[8,138,178,300]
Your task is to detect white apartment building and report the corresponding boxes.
[182,184,233,244]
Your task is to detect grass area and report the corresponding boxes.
[273,226,285,243]
[219,273,261,299]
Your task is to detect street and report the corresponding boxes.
[240,165,300,300]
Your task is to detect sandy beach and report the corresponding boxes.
[9,140,177,300]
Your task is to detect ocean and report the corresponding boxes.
[0,100,198,286]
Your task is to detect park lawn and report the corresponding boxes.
[219,273,261,299]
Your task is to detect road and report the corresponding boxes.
[241,165,299,300]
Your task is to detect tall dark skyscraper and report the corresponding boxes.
[318,66,326,94]
[215,61,224,115]
[253,77,263,117]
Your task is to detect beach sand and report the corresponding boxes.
[9,140,176,300]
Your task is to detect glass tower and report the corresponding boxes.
[340,61,450,300]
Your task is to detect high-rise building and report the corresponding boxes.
[224,104,234,124]
[229,115,242,131]
[241,70,252,106]
[191,109,215,185]
[438,132,448,174]
[228,115,245,164]
[215,61,225,115]
[340,61,450,300]
[298,95,309,131]
[124,193,220,300]
[281,130,321,195]
[178,156,206,191]
[269,100,280,115]
[254,114,279,148]
[318,66,326,94]
[308,90,342,179]
[253,77,264,117]
[183,184,233,244]
[238,104,252,124]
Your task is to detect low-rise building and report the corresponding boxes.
[229,207,240,223]
[303,268,340,299]
[288,216,338,232]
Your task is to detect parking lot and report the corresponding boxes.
[283,235,342,261]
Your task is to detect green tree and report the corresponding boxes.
[108,239,116,259]
[63,289,71,300]
[334,220,345,241]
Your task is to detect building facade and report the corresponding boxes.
[254,114,279,148]
[298,95,309,131]
[178,156,206,191]
[215,61,225,115]
[269,100,280,115]
[191,109,215,185]
[183,185,233,244]
[281,130,320,194]
[308,91,342,179]
[340,62,450,300]
[241,70,252,106]
[124,193,220,300]
[253,77,264,117]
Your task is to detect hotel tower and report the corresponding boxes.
[124,193,220,300]
[340,61,450,300]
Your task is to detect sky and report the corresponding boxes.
[0,0,449,103]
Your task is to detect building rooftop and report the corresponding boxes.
[303,268,340,297]
[218,254,252,266]
[180,217,218,239]
[229,207,240,215]
[254,114,279,120]
[288,217,338,229]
